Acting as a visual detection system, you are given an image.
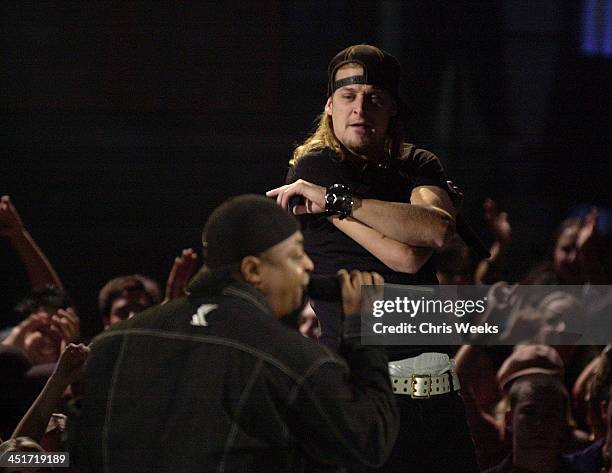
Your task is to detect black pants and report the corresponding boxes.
[373,391,480,473]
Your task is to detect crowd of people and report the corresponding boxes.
[1,44,610,473]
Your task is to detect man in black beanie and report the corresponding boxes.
[267,45,479,472]
[68,194,398,473]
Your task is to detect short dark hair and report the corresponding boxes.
[98,275,160,319]
[14,285,73,318]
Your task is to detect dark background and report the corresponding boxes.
[2,1,611,336]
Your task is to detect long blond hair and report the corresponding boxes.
[291,112,340,165]
[290,110,406,166]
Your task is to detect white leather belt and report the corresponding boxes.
[390,371,459,398]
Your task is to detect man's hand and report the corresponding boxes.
[0,195,25,238]
[49,308,80,347]
[1,312,50,352]
[163,248,200,303]
[10,342,90,443]
[337,269,384,316]
[0,195,64,289]
[576,207,598,253]
[484,198,511,244]
[575,207,609,284]
[52,343,89,386]
[266,179,327,215]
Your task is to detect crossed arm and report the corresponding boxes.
[331,217,434,273]
[266,180,456,274]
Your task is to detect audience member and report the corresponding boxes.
[475,198,512,284]
[566,347,612,472]
[2,287,79,365]
[97,274,160,329]
[523,208,608,285]
[484,374,582,473]
[97,248,200,329]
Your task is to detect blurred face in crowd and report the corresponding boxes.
[325,64,397,158]
[510,383,567,453]
[105,289,152,328]
[553,224,581,282]
[535,292,583,345]
[250,231,314,318]
[23,305,63,365]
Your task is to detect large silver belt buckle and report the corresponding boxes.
[411,374,432,399]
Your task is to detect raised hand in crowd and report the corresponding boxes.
[0,195,63,289]
[49,308,80,348]
[577,206,599,251]
[163,248,200,303]
[0,194,25,237]
[49,342,89,388]
[475,198,511,284]
[576,207,608,284]
[1,312,50,357]
[525,207,608,284]
[484,198,511,244]
[12,343,89,443]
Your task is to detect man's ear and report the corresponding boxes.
[240,256,264,286]
[325,97,333,116]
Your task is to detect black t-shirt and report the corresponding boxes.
[287,145,447,284]
[287,146,452,359]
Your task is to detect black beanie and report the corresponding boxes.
[187,195,300,294]
[203,194,299,268]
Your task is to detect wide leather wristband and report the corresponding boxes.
[325,183,353,219]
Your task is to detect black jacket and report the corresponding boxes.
[68,280,398,473]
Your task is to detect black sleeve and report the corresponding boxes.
[286,151,342,188]
[400,146,449,190]
[284,317,399,469]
